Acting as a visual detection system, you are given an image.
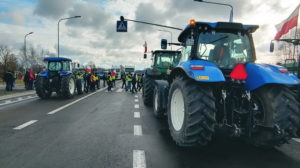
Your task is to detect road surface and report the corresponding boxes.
[1,83,300,168]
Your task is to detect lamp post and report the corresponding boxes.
[24,32,34,70]
[57,15,81,57]
[158,29,173,50]
[194,0,233,22]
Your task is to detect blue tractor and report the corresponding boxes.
[35,57,84,99]
[153,20,300,148]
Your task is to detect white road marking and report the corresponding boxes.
[116,88,123,92]
[134,95,138,98]
[134,125,143,136]
[13,120,38,130]
[293,138,300,143]
[0,96,38,106]
[17,97,23,101]
[133,150,146,168]
[134,99,139,102]
[48,88,106,115]
[134,112,140,118]
[134,104,139,109]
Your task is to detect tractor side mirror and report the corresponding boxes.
[161,39,167,49]
[144,54,147,59]
[270,41,274,52]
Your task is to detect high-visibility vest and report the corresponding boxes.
[108,75,113,81]
[126,75,132,82]
[91,75,96,82]
[112,75,116,80]
[95,76,99,81]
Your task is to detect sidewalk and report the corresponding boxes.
[0,84,36,101]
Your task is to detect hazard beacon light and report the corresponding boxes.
[230,63,248,80]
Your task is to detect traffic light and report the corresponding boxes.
[161,39,167,49]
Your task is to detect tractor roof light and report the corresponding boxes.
[230,63,248,80]
[189,19,196,26]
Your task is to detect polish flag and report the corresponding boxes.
[143,41,147,53]
[274,4,299,40]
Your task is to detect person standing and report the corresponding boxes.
[131,74,137,94]
[4,70,14,91]
[137,74,142,91]
[126,73,132,92]
[95,74,100,89]
[28,70,35,90]
[24,70,30,90]
[107,72,113,91]
[121,73,126,89]
[102,73,107,87]
[90,72,96,91]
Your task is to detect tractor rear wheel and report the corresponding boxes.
[61,75,76,98]
[167,77,216,146]
[249,85,300,148]
[142,75,154,106]
[35,77,52,99]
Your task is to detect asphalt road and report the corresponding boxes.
[1,83,300,168]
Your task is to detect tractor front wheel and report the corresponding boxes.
[142,75,154,106]
[167,77,216,146]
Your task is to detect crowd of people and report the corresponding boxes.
[3,70,37,92]
[120,72,143,93]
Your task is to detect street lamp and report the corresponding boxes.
[24,32,34,70]
[194,0,233,22]
[57,15,81,57]
[158,29,173,50]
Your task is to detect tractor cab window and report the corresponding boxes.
[197,32,253,69]
[48,62,62,71]
[155,52,181,68]
[62,61,71,71]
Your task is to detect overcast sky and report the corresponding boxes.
[0,0,299,69]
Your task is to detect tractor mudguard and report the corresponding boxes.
[39,71,48,77]
[145,68,161,77]
[59,71,73,76]
[173,60,225,82]
[154,80,169,111]
[245,63,300,91]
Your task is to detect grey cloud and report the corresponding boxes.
[34,0,75,19]
[66,3,111,30]
[58,45,85,57]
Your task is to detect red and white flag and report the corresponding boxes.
[274,4,299,40]
[143,41,147,53]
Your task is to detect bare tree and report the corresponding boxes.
[0,45,17,79]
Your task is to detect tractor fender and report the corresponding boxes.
[59,71,73,76]
[39,71,48,77]
[245,63,300,91]
[154,80,169,111]
[171,60,225,82]
[145,68,162,77]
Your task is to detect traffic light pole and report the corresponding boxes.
[120,16,183,31]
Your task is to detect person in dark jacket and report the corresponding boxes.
[4,71,14,91]
[131,74,137,93]
[121,73,126,89]
[24,70,30,90]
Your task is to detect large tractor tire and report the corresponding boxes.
[35,77,52,99]
[142,75,155,106]
[167,77,216,147]
[153,85,164,118]
[249,85,300,148]
[76,79,84,95]
[61,75,76,98]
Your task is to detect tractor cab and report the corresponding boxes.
[178,20,258,70]
[41,57,73,78]
[151,50,181,74]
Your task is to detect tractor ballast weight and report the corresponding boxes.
[35,57,84,99]
[154,20,300,148]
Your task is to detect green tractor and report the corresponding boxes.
[142,50,181,108]
[35,57,85,99]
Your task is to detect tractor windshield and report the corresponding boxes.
[197,32,254,69]
[155,52,181,68]
[48,61,71,71]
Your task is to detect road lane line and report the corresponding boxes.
[48,88,106,115]
[14,120,38,130]
[134,99,139,102]
[133,150,146,168]
[5,100,12,104]
[134,125,143,136]
[293,138,300,143]
[17,97,23,101]
[134,112,140,118]
[134,95,138,98]
[134,104,139,109]
[116,88,123,92]
[0,96,38,106]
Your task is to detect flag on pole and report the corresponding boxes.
[143,41,147,53]
[274,4,299,40]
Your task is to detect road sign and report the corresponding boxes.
[117,21,127,32]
